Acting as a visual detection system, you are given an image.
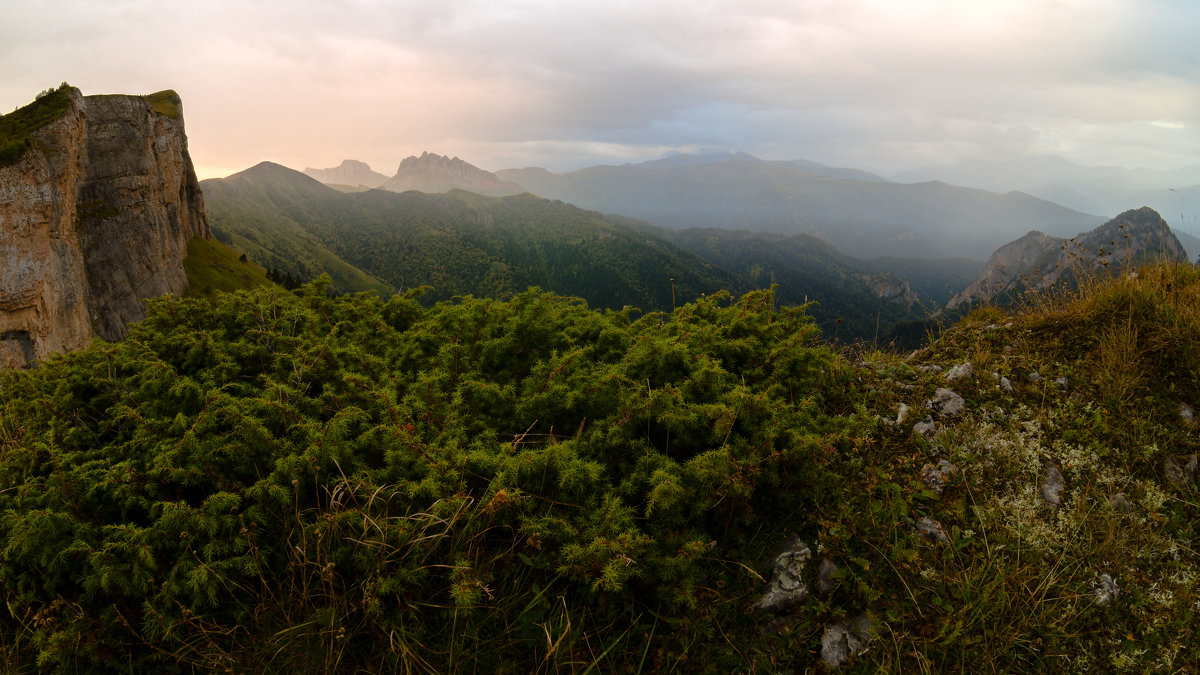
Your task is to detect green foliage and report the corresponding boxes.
[182,235,275,298]
[142,90,182,119]
[200,164,746,310]
[0,84,73,168]
[4,263,1198,672]
[0,284,861,671]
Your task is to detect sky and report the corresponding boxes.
[3,0,1200,180]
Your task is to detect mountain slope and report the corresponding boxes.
[497,156,1103,259]
[199,162,393,295]
[381,151,524,196]
[201,162,746,311]
[303,159,389,188]
[947,206,1187,309]
[631,224,929,342]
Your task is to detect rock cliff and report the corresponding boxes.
[303,159,388,188]
[947,207,1185,309]
[381,151,525,196]
[0,86,209,367]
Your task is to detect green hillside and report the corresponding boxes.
[497,156,1104,259]
[640,225,943,344]
[183,235,276,298]
[1,263,1196,671]
[0,83,74,167]
[200,164,394,296]
[201,163,748,311]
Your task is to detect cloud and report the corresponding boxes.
[4,0,1200,177]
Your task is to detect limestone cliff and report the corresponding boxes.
[947,207,1185,309]
[381,152,525,196]
[303,159,388,188]
[855,272,917,309]
[0,86,209,367]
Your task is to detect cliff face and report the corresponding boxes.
[0,87,209,367]
[381,152,525,196]
[303,159,388,188]
[856,272,917,309]
[947,207,1186,309]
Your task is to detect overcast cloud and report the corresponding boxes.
[3,0,1199,179]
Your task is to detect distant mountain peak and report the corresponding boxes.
[383,152,524,196]
[947,206,1187,309]
[304,159,388,188]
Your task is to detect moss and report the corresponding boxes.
[0,83,74,168]
[143,90,182,119]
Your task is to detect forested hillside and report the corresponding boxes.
[497,156,1104,259]
[202,163,747,312]
[2,263,1197,671]
[633,224,980,343]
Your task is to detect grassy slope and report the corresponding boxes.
[846,262,1200,670]
[202,164,747,311]
[0,84,74,167]
[200,165,395,296]
[183,235,275,297]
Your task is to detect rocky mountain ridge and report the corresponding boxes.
[0,85,209,367]
[947,206,1186,309]
[302,159,388,188]
[381,152,524,196]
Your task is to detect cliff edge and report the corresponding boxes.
[0,85,209,367]
[946,207,1186,309]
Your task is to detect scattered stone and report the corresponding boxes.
[752,538,813,613]
[1093,574,1120,607]
[1163,455,1198,486]
[896,403,911,426]
[992,372,1013,392]
[1040,461,1065,507]
[1108,493,1131,513]
[920,459,958,494]
[1180,403,1195,424]
[917,364,942,373]
[821,614,872,668]
[1028,372,1042,384]
[913,415,937,438]
[1054,376,1069,391]
[944,362,973,381]
[927,388,965,417]
[817,559,838,595]
[916,517,950,544]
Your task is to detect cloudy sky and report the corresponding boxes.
[3,0,1199,179]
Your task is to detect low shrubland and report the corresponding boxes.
[1,263,1197,672]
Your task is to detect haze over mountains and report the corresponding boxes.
[893,155,1200,242]
[306,152,1110,260]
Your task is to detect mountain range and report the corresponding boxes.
[201,162,971,342]
[893,155,1200,251]
[307,153,1105,260]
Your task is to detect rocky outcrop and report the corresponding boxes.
[947,207,1186,309]
[855,271,916,308]
[303,159,389,188]
[381,151,525,196]
[0,87,208,368]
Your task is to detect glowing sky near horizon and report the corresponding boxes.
[3,0,1199,179]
